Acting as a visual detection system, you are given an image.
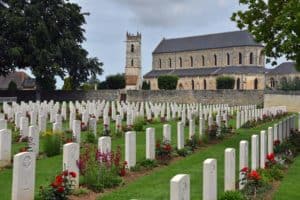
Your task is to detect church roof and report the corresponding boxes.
[153,30,263,54]
[143,66,266,78]
[267,62,298,75]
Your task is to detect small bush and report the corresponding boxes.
[176,148,191,157]
[158,75,179,90]
[216,76,235,89]
[43,132,61,157]
[139,159,158,169]
[142,81,150,90]
[133,116,145,131]
[219,191,245,200]
[85,131,96,144]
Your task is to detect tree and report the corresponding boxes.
[216,76,235,89]
[231,0,300,71]
[158,75,179,90]
[7,81,17,91]
[62,77,73,90]
[105,73,125,89]
[0,0,103,90]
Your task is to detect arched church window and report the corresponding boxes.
[204,79,207,90]
[190,56,193,67]
[214,54,217,66]
[159,59,162,69]
[227,53,230,65]
[239,53,243,64]
[202,56,205,66]
[131,44,134,53]
[169,58,172,68]
[179,57,182,68]
[191,80,195,90]
[131,59,134,66]
[249,52,254,64]
[237,78,240,90]
[270,77,275,88]
[254,78,258,90]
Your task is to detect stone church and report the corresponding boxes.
[143,30,266,90]
[125,31,299,90]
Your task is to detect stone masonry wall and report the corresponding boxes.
[264,91,300,112]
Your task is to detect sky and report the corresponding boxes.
[24,0,284,88]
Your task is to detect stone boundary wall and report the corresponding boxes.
[264,91,300,112]
[127,90,264,106]
[3,90,292,107]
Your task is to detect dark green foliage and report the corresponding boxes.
[0,0,103,89]
[43,134,61,157]
[142,81,150,90]
[7,81,17,91]
[219,191,245,200]
[157,75,179,90]
[62,77,73,90]
[216,76,235,89]
[279,78,300,90]
[185,135,200,151]
[139,159,158,170]
[100,74,125,89]
[133,116,145,131]
[85,132,96,144]
[176,148,191,157]
[231,0,300,70]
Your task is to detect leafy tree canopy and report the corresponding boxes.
[158,75,179,90]
[98,73,125,89]
[231,0,300,71]
[0,0,103,90]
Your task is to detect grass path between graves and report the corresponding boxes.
[99,118,292,200]
[272,156,300,200]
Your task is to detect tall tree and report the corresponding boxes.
[0,0,103,90]
[231,0,300,70]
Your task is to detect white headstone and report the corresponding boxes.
[163,124,171,143]
[12,152,36,200]
[20,117,29,137]
[72,120,81,144]
[89,118,97,136]
[203,158,217,200]
[260,130,267,169]
[0,119,7,130]
[170,174,190,200]
[199,117,205,139]
[239,140,248,189]
[251,135,259,170]
[29,126,39,156]
[268,127,273,154]
[125,131,136,168]
[177,121,184,150]
[224,148,236,191]
[189,119,195,139]
[63,143,79,188]
[0,129,11,167]
[146,128,155,160]
[98,136,111,153]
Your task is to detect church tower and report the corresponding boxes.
[125,32,142,90]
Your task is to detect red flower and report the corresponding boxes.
[248,170,261,181]
[57,186,65,193]
[267,153,275,161]
[69,171,77,178]
[119,168,126,177]
[241,167,249,173]
[274,140,280,146]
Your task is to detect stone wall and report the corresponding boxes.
[127,90,264,106]
[264,91,300,112]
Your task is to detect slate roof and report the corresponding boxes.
[143,66,266,78]
[0,71,36,90]
[153,30,263,54]
[267,62,298,75]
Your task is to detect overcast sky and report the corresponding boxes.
[40,0,282,88]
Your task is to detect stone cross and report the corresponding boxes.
[125,131,136,168]
[170,174,190,200]
[224,148,236,191]
[12,152,36,200]
[146,128,155,160]
[203,158,217,200]
[63,143,79,188]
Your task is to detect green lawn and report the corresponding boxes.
[273,156,300,200]
[100,118,291,200]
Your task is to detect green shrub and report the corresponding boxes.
[176,148,191,157]
[43,133,61,157]
[158,75,179,90]
[219,191,245,200]
[216,76,235,89]
[142,81,150,90]
[85,131,96,144]
[139,159,158,169]
[133,116,145,131]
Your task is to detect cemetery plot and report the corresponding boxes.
[0,100,296,200]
